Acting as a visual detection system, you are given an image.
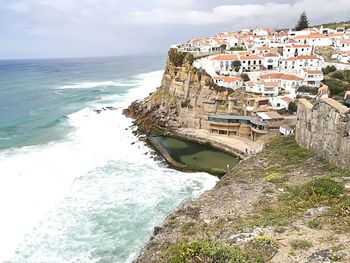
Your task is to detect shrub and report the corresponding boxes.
[332,197,350,217]
[290,239,313,250]
[325,78,347,96]
[229,46,245,51]
[246,236,279,262]
[288,101,298,112]
[265,172,284,183]
[163,240,248,263]
[331,71,345,80]
[241,73,250,82]
[322,65,336,75]
[181,99,190,108]
[181,222,197,234]
[297,85,318,95]
[307,219,320,229]
[289,177,344,199]
[169,49,190,67]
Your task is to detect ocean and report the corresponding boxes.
[0,56,218,263]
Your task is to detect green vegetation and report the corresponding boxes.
[290,239,313,250]
[325,78,347,97]
[162,240,248,263]
[246,236,279,262]
[241,73,250,82]
[229,46,246,51]
[169,49,194,67]
[266,136,314,168]
[162,238,281,263]
[264,172,284,183]
[314,20,350,30]
[322,65,336,75]
[297,85,318,95]
[181,99,191,108]
[295,11,309,31]
[307,219,320,229]
[288,101,298,113]
[153,136,350,262]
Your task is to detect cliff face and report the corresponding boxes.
[123,48,232,132]
[296,98,350,170]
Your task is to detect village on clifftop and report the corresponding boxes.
[172,24,350,141]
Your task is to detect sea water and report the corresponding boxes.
[0,56,218,263]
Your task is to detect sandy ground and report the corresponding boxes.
[174,128,263,154]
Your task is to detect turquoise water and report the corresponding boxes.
[0,57,218,263]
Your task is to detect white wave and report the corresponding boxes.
[0,70,218,263]
[56,80,136,90]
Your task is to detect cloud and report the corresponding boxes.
[0,0,349,58]
[127,0,350,28]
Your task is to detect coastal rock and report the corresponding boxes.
[123,48,234,133]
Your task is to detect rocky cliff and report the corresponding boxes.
[296,98,350,170]
[123,48,244,133]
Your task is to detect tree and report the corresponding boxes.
[241,73,250,82]
[295,11,309,31]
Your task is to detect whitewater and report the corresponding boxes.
[0,64,218,263]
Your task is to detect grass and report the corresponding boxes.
[162,238,280,263]
[264,172,284,183]
[290,239,313,250]
[162,240,248,263]
[235,176,346,229]
[307,219,320,229]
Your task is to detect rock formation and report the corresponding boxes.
[296,98,350,170]
[123,48,237,133]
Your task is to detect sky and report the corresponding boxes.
[0,0,350,59]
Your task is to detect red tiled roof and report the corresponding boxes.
[285,55,318,61]
[212,55,239,61]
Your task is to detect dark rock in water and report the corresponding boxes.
[125,128,129,130]
[106,106,118,111]
[153,156,163,162]
[94,109,102,114]
[145,152,148,155]
[153,226,163,236]
[131,142,136,145]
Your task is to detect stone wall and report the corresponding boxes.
[296,98,350,170]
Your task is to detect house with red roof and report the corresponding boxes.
[299,68,324,87]
[212,76,243,90]
[282,44,312,58]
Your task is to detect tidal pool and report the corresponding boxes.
[153,136,240,176]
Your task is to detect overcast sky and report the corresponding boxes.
[1,0,349,59]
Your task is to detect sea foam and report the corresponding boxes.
[0,70,218,263]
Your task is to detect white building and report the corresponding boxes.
[282,44,312,58]
[259,72,303,95]
[245,80,280,97]
[269,96,293,110]
[281,55,322,71]
[299,68,324,87]
[213,76,243,89]
[262,53,280,70]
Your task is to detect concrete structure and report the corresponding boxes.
[208,112,290,141]
[296,98,350,170]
